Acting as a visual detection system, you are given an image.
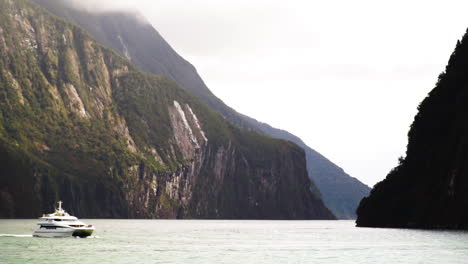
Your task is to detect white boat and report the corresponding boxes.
[33,201,95,238]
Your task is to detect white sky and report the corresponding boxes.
[75,0,468,186]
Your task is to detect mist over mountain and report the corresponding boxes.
[357,30,468,229]
[32,0,370,219]
[54,0,139,13]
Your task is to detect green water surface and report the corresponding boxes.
[1,220,468,264]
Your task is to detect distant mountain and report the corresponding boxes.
[357,31,468,229]
[33,0,370,219]
[0,0,334,219]
[245,117,371,219]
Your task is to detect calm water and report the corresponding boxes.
[1,220,468,263]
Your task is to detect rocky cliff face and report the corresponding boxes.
[0,0,334,219]
[356,30,468,229]
[32,0,370,219]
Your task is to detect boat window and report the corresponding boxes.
[41,226,70,229]
[42,226,57,229]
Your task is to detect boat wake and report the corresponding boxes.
[0,234,33,238]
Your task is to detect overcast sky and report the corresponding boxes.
[73,0,468,186]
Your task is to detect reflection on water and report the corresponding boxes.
[1,220,468,264]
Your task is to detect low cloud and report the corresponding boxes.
[62,0,140,13]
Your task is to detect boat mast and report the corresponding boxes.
[58,201,62,212]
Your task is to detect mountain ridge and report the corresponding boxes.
[32,0,370,219]
[0,0,334,220]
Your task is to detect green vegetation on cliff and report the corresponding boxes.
[357,30,468,229]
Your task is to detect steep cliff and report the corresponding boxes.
[0,0,335,219]
[357,30,468,229]
[32,0,370,218]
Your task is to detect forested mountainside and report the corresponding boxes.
[33,0,370,219]
[357,30,468,229]
[0,0,335,219]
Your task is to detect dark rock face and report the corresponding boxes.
[357,31,468,229]
[0,0,335,220]
[32,0,370,219]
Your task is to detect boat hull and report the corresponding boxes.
[33,228,74,238]
[72,228,94,238]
